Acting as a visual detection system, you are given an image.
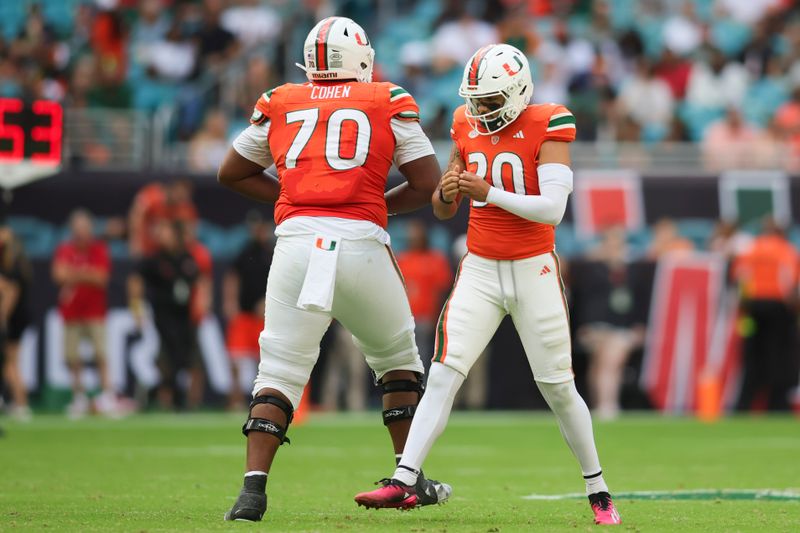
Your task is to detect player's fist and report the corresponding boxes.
[439,165,461,203]
[458,171,491,202]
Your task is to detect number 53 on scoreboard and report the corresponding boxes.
[0,97,63,189]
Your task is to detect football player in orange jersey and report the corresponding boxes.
[217,17,451,521]
[355,44,621,525]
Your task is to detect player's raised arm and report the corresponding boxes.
[385,93,440,214]
[461,139,572,225]
[432,144,464,220]
[218,93,280,203]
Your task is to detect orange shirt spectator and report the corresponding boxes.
[129,181,198,257]
[774,87,800,156]
[646,218,695,260]
[186,230,213,325]
[396,222,452,323]
[702,109,762,171]
[734,232,799,301]
[397,250,452,323]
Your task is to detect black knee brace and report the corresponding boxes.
[380,373,424,426]
[242,395,294,444]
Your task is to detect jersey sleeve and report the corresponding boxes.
[543,105,577,142]
[233,123,273,168]
[249,88,275,126]
[387,85,421,122]
[390,118,435,167]
[234,88,276,168]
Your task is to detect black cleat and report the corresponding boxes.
[224,475,267,522]
[415,473,452,506]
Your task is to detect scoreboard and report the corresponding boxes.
[0,97,63,189]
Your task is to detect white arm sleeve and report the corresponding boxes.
[390,118,436,168]
[485,163,573,225]
[232,122,274,169]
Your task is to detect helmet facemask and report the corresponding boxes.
[459,44,533,135]
[464,86,523,134]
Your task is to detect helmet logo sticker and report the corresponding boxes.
[503,56,524,76]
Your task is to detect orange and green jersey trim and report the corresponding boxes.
[433,254,467,363]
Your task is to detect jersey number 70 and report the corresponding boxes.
[285,108,371,170]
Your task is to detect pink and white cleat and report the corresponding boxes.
[354,478,418,510]
[589,492,622,525]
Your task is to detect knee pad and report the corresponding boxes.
[242,395,294,445]
[537,380,577,412]
[379,372,424,426]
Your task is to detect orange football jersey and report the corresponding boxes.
[251,81,421,228]
[451,103,576,260]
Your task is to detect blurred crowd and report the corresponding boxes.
[1,177,798,418]
[4,0,800,170]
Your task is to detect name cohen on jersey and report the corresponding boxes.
[310,85,352,99]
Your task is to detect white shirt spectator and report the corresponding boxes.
[537,37,595,80]
[663,13,702,56]
[533,60,568,105]
[686,60,749,109]
[618,73,675,129]
[715,0,780,25]
[221,1,282,48]
[148,39,197,81]
[431,19,498,67]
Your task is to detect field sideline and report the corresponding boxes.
[1,412,798,532]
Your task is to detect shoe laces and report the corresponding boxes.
[590,491,612,511]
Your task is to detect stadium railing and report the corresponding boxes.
[61,107,799,174]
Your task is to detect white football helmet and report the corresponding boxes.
[297,17,375,83]
[458,44,534,134]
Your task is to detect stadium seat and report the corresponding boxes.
[40,0,80,37]
[742,80,789,127]
[224,224,251,259]
[676,218,715,250]
[0,1,25,40]
[554,223,580,258]
[627,226,652,258]
[789,225,800,250]
[8,216,57,259]
[678,103,725,142]
[710,18,752,57]
[607,0,637,30]
[196,220,230,258]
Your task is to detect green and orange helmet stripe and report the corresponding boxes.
[314,17,341,71]
[468,45,495,86]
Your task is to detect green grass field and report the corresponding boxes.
[1,412,798,532]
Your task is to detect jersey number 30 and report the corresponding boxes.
[467,152,526,207]
[285,108,371,170]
